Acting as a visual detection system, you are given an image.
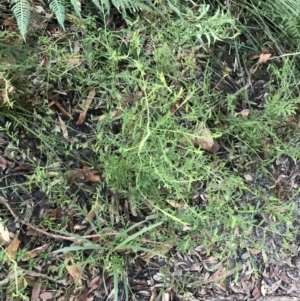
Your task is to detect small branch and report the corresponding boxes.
[270,51,300,60]
[0,196,118,242]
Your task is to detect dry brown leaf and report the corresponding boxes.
[251,286,261,300]
[33,5,45,13]
[39,291,55,300]
[248,248,262,255]
[22,243,51,261]
[82,166,100,182]
[0,219,11,246]
[7,237,20,258]
[87,275,102,290]
[139,244,172,261]
[58,115,69,139]
[162,293,170,301]
[82,208,96,224]
[64,169,84,181]
[3,17,16,29]
[258,53,272,64]
[106,289,115,301]
[193,122,214,152]
[31,281,42,301]
[49,100,72,118]
[235,109,250,118]
[243,174,253,182]
[0,220,11,246]
[65,254,87,285]
[275,182,282,199]
[66,264,84,283]
[209,264,225,280]
[249,54,260,61]
[0,156,13,171]
[182,225,192,231]
[129,199,138,217]
[77,89,95,125]
[67,57,82,66]
[0,73,15,106]
[149,288,157,301]
[166,199,184,209]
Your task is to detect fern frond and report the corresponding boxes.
[111,0,152,14]
[91,0,103,12]
[195,5,239,49]
[49,0,66,30]
[69,0,82,18]
[100,0,111,11]
[10,0,31,40]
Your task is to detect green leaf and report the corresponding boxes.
[69,0,82,18]
[49,0,66,30]
[10,0,31,40]
[113,222,162,251]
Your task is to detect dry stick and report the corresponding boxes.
[269,51,300,60]
[0,196,118,242]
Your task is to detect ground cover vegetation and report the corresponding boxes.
[1,0,300,300]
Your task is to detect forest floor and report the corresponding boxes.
[1,1,300,301]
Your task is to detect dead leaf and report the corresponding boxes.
[82,166,100,182]
[209,263,225,280]
[31,280,42,301]
[49,100,72,118]
[0,73,15,106]
[82,208,96,224]
[66,264,84,283]
[249,54,260,61]
[182,225,192,231]
[166,199,184,209]
[258,53,272,64]
[106,289,115,301]
[77,89,95,125]
[58,115,69,139]
[188,122,214,152]
[124,200,130,220]
[22,243,51,261]
[0,219,11,246]
[252,286,261,300]
[235,109,250,118]
[139,244,172,261]
[162,292,170,301]
[248,248,261,255]
[243,174,253,182]
[64,169,84,181]
[67,57,82,66]
[129,199,138,217]
[2,17,16,29]
[33,5,45,13]
[275,182,282,199]
[39,291,55,300]
[7,237,20,258]
[149,288,157,301]
[65,254,87,285]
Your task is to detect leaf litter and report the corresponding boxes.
[1,2,300,301]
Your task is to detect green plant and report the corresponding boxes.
[3,0,300,299]
[6,0,153,40]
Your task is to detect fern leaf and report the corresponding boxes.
[111,0,151,14]
[100,0,111,12]
[91,0,103,12]
[167,0,182,17]
[69,0,82,18]
[10,0,31,40]
[49,0,66,30]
